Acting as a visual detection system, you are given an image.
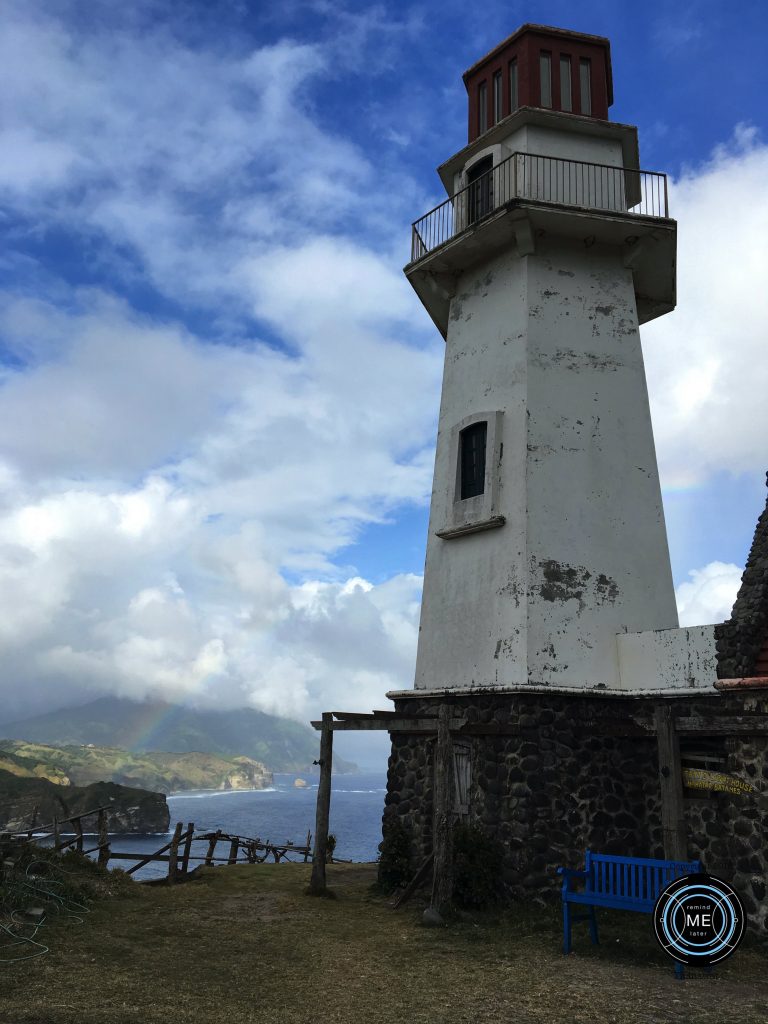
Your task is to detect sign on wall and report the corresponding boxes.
[681,768,756,795]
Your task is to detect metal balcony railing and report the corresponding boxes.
[410,151,669,263]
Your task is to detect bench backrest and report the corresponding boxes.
[584,850,701,903]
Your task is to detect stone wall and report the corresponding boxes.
[715,473,768,679]
[381,690,768,937]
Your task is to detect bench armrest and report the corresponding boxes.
[557,866,588,895]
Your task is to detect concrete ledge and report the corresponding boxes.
[386,683,722,701]
[435,515,506,540]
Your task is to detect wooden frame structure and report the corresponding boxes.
[309,703,768,901]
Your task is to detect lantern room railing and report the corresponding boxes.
[410,151,669,263]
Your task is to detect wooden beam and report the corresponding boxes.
[123,831,185,875]
[167,822,183,884]
[372,709,437,718]
[227,837,239,865]
[308,712,333,895]
[430,704,454,916]
[205,829,221,867]
[674,716,768,734]
[314,709,768,738]
[392,853,434,910]
[97,809,110,868]
[655,706,687,861]
[73,814,84,854]
[181,822,194,875]
[310,717,466,732]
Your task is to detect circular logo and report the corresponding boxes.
[653,873,745,966]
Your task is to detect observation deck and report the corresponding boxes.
[406,149,675,337]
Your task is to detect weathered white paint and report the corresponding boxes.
[412,231,680,693]
[616,625,718,691]
[440,107,639,196]
[407,102,693,695]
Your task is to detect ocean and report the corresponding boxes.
[95,771,387,880]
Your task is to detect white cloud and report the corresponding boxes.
[644,125,768,489]
[0,2,430,312]
[0,285,433,720]
[675,561,743,626]
[0,3,764,739]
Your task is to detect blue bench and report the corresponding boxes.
[557,850,701,979]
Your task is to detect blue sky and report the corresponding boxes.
[1,0,767,767]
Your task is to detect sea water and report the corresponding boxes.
[100,771,387,880]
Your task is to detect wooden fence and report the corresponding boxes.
[1,809,314,884]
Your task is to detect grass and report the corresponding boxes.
[1,860,766,1024]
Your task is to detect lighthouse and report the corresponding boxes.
[405,24,684,695]
[366,25,768,930]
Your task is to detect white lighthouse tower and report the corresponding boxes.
[404,25,696,697]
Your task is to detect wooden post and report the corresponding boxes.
[124,833,183,875]
[73,814,84,854]
[308,711,333,895]
[655,705,687,860]
[181,823,194,875]
[167,822,183,883]
[205,829,221,867]
[304,829,311,863]
[97,809,110,867]
[228,837,239,865]
[430,703,454,916]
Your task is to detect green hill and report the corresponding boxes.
[0,739,272,795]
[0,746,71,785]
[0,698,356,773]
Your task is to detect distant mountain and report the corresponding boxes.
[0,697,357,774]
[0,739,273,795]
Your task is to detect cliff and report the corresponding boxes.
[0,769,170,833]
[0,740,273,795]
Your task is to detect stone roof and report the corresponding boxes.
[715,472,768,679]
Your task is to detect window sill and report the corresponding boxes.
[435,515,506,540]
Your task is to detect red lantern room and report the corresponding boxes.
[463,24,613,143]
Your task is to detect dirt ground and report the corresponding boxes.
[1,862,766,1024]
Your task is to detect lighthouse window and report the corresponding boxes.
[580,58,592,115]
[509,59,519,111]
[493,71,503,124]
[539,52,552,108]
[459,421,487,499]
[478,81,488,133]
[560,55,572,111]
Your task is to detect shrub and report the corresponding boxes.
[452,822,504,908]
[377,816,412,892]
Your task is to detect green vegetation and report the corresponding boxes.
[451,822,505,908]
[0,739,271,795]
[1,861,766,1024]
[1,844,134,921]
[377,815,412,891]
[0,696,357,773]
[0,747,70,785]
